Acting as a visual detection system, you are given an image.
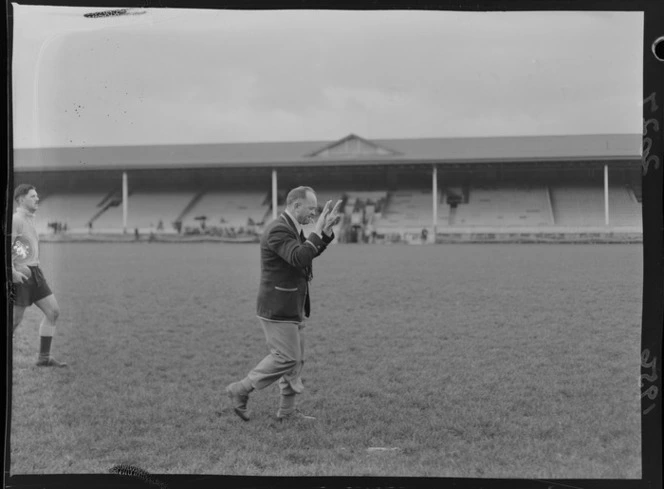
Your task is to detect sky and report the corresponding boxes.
[11,6,644,148]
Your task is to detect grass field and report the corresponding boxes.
[9,242,642,478]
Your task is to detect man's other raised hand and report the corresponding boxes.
[323,200,343,235]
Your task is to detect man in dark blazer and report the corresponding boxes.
[226,186,342,421]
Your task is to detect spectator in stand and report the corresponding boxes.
[366,222,376,243]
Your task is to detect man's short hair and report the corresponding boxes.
[14,184,36,202]
[286,186,316,207]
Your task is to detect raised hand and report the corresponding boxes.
[315,200,333,235]
[323,200,343,235]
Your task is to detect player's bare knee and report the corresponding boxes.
[13,309,25,330]
[47,307,60,323]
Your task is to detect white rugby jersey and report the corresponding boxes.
[12,208,40,266]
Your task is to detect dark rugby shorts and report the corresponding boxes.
[12,266,53,307]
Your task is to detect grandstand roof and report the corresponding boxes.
[13,133,641,172]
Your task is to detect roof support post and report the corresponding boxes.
[432,164,438,243]
[122,171,128,234]
[604,163,609,226]
[272,169,278,221]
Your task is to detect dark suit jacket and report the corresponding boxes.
[256,213,334,322]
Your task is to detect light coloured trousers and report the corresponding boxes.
[247,318,306,396]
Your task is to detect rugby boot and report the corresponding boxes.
[225,382,250,421]
[36,357,68,368]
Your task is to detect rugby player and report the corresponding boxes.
[11,184,67,367]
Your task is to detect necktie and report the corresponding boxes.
[299,230,305,242]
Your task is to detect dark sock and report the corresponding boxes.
[39,336,52,360]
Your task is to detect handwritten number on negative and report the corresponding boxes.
[641,385,658,401]
[642,93,661,175]
[643,118,659,135]
[641,349,658,415]
[642,349,656,369]
[644,92,659,112]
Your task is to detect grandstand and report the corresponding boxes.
[312,190,346,212]
[93,191,196,233]
[35,192,107,234]
[180,191,269,230]
[608,185,642,226]
[377,189,440,231]
[549,185,640,227]
[452,184,552,227]
[12,133,643,242]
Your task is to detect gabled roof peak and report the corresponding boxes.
[306,133,401,158]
